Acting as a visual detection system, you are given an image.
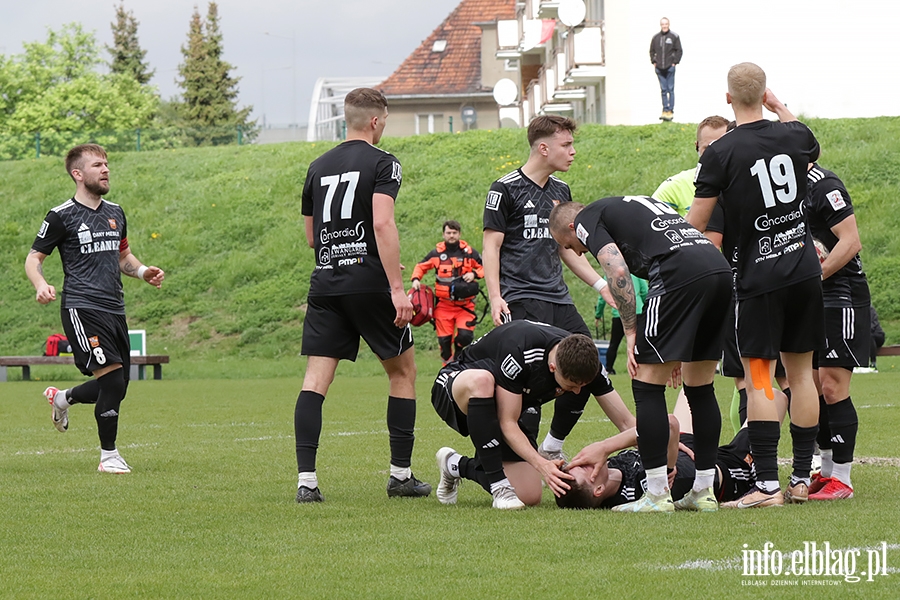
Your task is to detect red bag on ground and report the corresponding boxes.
[44,333,71,356]
[408,284,435,327]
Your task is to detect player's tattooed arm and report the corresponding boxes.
[596,243,637,333]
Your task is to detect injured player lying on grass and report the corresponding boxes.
[555,390,789,511]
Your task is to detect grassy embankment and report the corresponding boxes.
[2,117,898,379]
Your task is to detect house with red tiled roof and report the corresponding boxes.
[378,0,517,136]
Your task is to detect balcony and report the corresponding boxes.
[496,19,521,58]
[564,21,606,84]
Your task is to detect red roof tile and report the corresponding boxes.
[379,0,516,96]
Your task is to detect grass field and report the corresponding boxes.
[2,356,899,599]
[3,117,900,370]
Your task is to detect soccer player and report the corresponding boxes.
[410,220,484,364]
[805,162,870,500]
[652,115,729,217]
[25,144,165,474]
[431,320,635,509]
[295,88,430,503]
[550,197,732,512]
[689,63,823,508]
[557,390,788,510]
[482,115,615,463]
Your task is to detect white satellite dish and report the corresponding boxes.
[558,0,586,28]
[493,79,519,106]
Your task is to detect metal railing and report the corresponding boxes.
[0,125,255,161]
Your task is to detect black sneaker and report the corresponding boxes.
[296,486,325,503]
[387,475,432,498]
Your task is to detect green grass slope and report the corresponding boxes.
[2,118,899,377]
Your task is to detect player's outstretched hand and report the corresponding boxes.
[143,266,165,289]
[392,288,413,328]
[568,441,611,482]
[490,297,511,326]
[35,283,57,304]
[538,458,574,497]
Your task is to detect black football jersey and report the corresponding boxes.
[482,169,573,304]
[455,320,608,409]
[573,196,730,298]
[302,140,402,296]
[31,198,128,314]
[600,450,647,509]
[805,164,870,307]
[694,120,821,299]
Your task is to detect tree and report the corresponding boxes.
[107,3,154,85]
[175,2,255,145]
[0,23,158,159]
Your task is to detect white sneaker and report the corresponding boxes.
[435,447,461,505]
[44,387,68,433]
[537,442,568,464]
[491,483,526,510]
[98,454,132,474]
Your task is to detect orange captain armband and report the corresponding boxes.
[749,358,774,401]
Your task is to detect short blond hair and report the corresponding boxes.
[344,88,388,130]
[727,63,766,108]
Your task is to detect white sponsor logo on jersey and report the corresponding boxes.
[501,354,523,379]
[391,162,402,184]
[77,223,92,245]
[826,190,846,211]
[524,200,535,209]
[693,162,702,183]
[754,207,803,232]
[486,191,502,211]
[320,221,365,244]
[575,223,589,245]
[524,214,538,228]
[37,221,49,238]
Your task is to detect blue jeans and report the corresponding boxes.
[655,66,675,112]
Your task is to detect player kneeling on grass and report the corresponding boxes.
[25,144,165,474]
[431,320,635,509]
[557,391,788,510]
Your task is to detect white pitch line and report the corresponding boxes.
[13,442,158,457]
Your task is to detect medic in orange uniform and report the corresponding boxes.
[411,220,484,363]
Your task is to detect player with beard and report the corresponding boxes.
[411,220,484,364]
[26,144,165,474]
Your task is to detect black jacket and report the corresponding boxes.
[649,30,682,68]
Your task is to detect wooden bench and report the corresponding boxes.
[877,345,900,356]
[0,355,170,382]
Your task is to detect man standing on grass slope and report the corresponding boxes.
[295,88,430,503]
[410,220,484,364]
[550,198,732,512]
[25,143,165,474]
[483,115,616,464]
[688,63,823,508]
